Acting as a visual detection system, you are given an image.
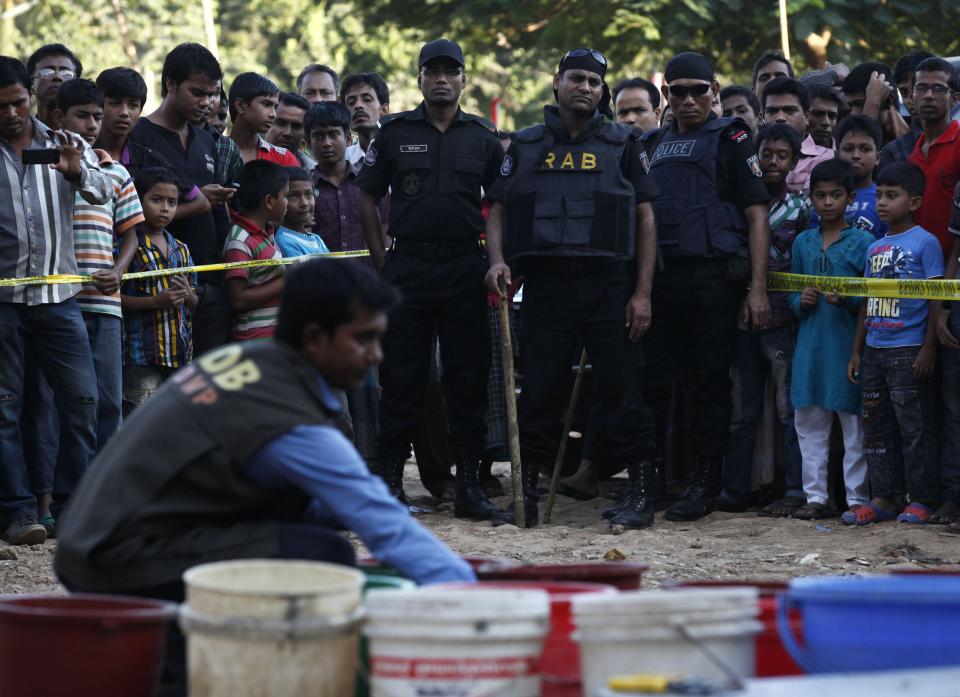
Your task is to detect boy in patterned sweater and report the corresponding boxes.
[224,160,288,341]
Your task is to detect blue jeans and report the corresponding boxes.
[861,345,939,502]
[724,327,802,499]
[938,306,960,504]
[84,313,123,448]
[0,299,98,525]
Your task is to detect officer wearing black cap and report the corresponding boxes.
[357,39,508,522]
[641,51,772,522]
[486,48,659,529]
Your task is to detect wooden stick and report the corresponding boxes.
[543,348,588,524]
[498,278,526,528]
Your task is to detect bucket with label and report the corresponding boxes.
[777,575,960,673]
[664,579,803,676]
[434,580,618,697]
[573,588,762,697]
[0,593,176,697]
[363,586,550,697]
[180,559,365,697]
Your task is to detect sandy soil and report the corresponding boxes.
[3,463,959,596]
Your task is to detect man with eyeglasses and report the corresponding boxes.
[357,39,509,522]
[641,52,772,523]
[26,43,82,130]
[485,48,658,528]
[907,57,960,262]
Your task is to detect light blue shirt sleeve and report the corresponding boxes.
[247,424,476,585]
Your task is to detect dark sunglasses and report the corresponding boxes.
[667,83,712,99]
[563,48,607,66]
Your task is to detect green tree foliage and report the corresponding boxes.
[4,0,959,129]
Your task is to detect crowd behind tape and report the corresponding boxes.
[3,256,960,301]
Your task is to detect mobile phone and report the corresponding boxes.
[22,148,61,165]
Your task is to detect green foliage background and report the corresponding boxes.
[3,0,959,129]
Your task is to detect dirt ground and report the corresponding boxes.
[3,462,959,596]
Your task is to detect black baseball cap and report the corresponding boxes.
[418,39,465,68]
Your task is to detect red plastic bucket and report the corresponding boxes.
[476,562,648,590]
[0,593,177,697]
[358,555,519,579]
[435,580,617,697]
[664,580,803,677]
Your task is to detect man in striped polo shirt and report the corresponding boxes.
[224,160,288,342]
[55,78,145,449]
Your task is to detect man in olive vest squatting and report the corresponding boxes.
[485,48,660,529]
[55,259,474,696]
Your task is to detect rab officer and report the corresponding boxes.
[357,39,509,522]
[642,52,772,522]
[486,48,659,528]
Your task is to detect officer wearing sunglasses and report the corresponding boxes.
[485,47,660,529]
[639,51,772,524]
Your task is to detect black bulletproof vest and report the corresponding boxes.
[55,341,337,590]
[502,108,636,262]
[648,116,748,258]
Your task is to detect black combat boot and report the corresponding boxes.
[371,455,408,504]
[609,460,656,529]
[664,455,723,522]
[454,457,512,523]
[495,463,540,528]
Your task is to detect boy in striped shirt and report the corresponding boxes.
[55,79,144,446]
[121,167,198,414]
[224,160,288,341]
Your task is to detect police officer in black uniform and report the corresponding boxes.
[641,52,772,522]
[486,48,659,529]
[357,39,508,522]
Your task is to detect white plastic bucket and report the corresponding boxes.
[573,588,762,696]
[363,587,551,697]
[180,559,365,697]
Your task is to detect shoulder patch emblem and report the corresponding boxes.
[731,129,749,144]
[500,154,513,177]
[747,153,763,178]
[364,145,377,167]
[639,149,651,175]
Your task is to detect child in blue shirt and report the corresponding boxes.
[276,167,330,258]
[789,159,874,521]
[836,115,888,239]
[847,162,943,525]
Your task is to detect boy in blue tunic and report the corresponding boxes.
[789,159,874,520]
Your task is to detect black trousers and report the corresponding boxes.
[642,258,744,459]
[518,258,655,467]
[61,524,356,697]
[376,249,490,462]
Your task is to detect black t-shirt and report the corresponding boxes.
[355,103,504,242]
[129,118,219,267]
[488,125,659,204]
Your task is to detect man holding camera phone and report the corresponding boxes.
[0,56,112,546]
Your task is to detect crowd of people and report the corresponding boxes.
[2,37,960,555]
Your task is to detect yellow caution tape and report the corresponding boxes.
[0,249,371,288]
[3,261,958,301]
[767,272,960,301]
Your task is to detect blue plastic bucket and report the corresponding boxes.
[777,575,960,673]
